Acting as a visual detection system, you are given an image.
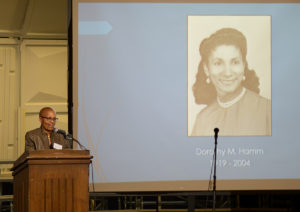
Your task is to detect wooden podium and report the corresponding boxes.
[11,150,92,212]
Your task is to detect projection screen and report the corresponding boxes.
[73,0,300,191]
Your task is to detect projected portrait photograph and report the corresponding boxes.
[188,16,272,136]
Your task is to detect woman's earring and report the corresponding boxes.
[206,77,210,84]
[242,76,246,81]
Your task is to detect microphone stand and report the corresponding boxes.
[66,134,88,150]
[212,129,218,212]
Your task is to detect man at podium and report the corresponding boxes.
[25,107,71,152]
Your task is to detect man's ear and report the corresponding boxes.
[39,116,43,124]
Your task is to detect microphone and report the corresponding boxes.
[54,128,88,150]
[214,128,219,138]
[54,128,68,138]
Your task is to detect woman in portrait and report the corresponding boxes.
[191,28,271,136]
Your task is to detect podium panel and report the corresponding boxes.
[11,150,92,212]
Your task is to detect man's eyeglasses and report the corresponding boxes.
[40,116,58,121]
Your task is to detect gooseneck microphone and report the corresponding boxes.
[214,128,219,138]
[54,128,67,137]
[54,128,88,150]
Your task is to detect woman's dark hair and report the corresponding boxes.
[192,28,260,105]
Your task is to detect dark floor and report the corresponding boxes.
[89,191,300,211]
[1,182,300,212]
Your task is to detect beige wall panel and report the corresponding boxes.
[0,43,19,161]
[0,48,4,160]
[6,47,18,160]
[20,40,68,155]
[21,40,68,106]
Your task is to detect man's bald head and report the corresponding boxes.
[39,107,56,117]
